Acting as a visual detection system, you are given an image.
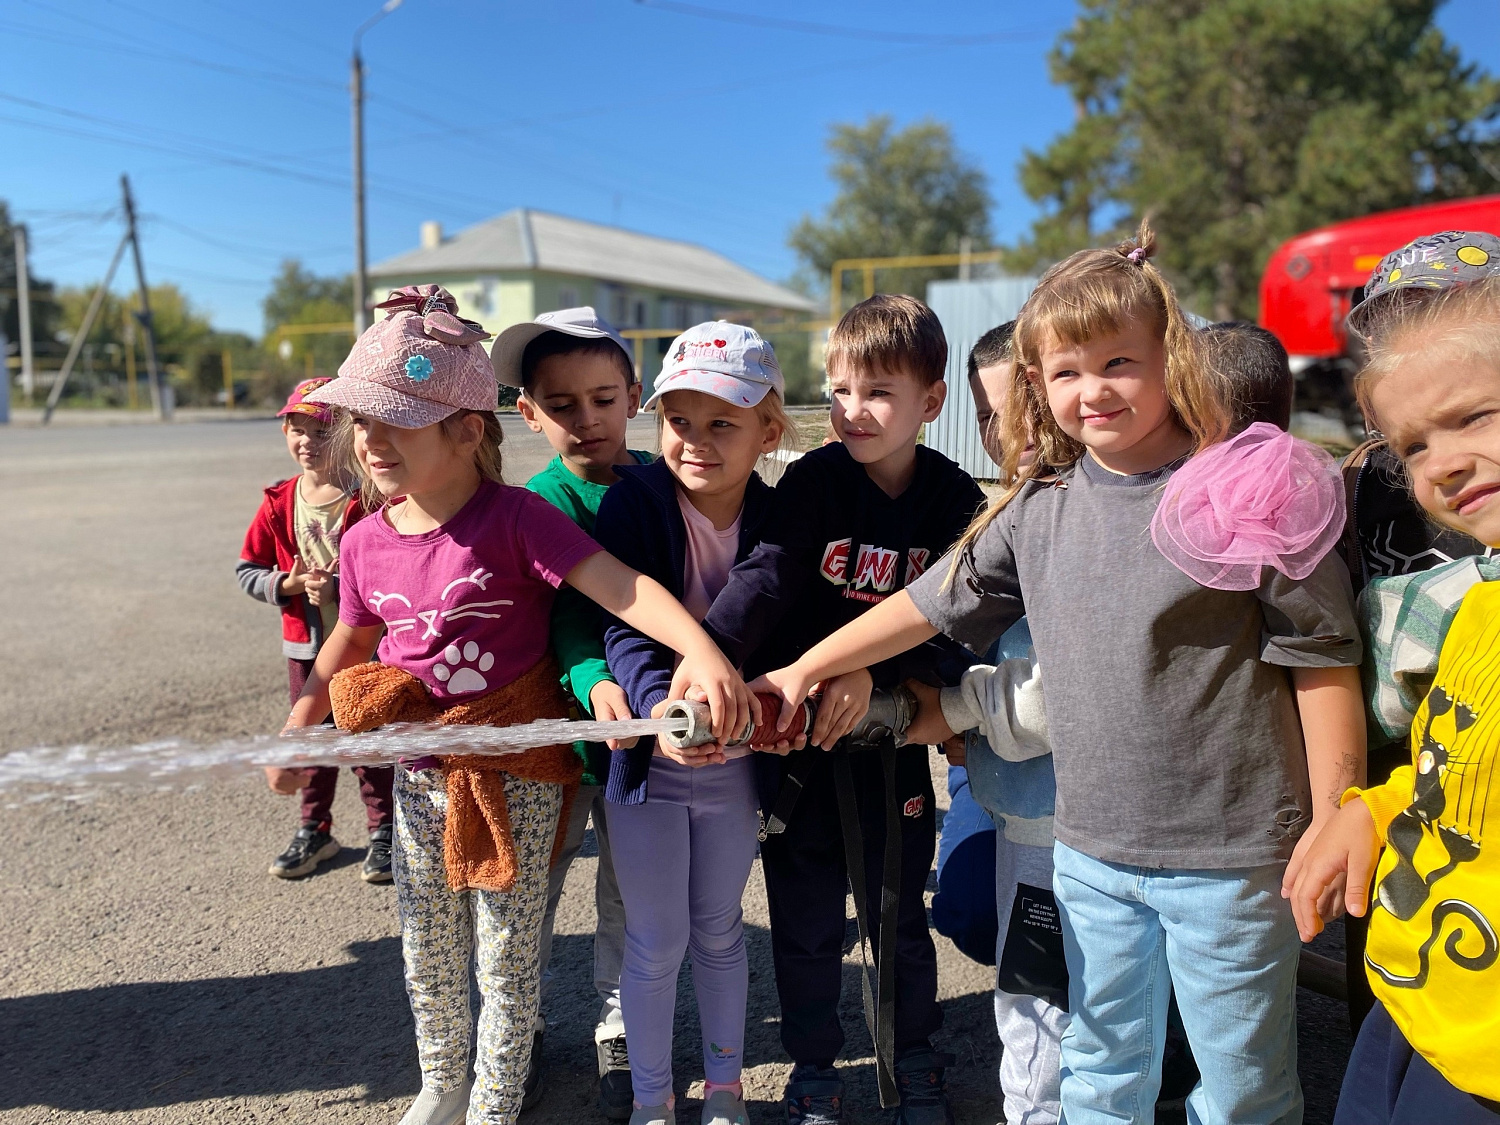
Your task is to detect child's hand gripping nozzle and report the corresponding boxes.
[660,685,918,751]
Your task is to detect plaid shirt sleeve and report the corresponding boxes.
[1358,556,1500,746]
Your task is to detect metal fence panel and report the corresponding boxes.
[924,277,1039,480]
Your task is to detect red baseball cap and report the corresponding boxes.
[279,377,335,424]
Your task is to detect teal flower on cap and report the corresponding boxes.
[405,354,434,382]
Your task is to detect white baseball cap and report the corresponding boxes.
[490,306,633,388]
[644,321,783,410]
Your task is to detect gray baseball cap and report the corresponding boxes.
[490,306,633,388]
[1347,230,1500,339]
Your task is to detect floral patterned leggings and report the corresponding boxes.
[393,766,562,1125]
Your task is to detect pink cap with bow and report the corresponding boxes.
[305,285,496,428]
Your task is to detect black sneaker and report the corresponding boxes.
[893,1049,955,1125]
[784,1063,843,1124]
[596,1033,633,1121]
[521,1028,544,1110]
[361,824,394,883]
[269,823,339,879]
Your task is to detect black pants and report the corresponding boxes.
[760,743,942,1066]
[1334,1001,1500,1124]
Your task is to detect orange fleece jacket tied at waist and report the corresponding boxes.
[329,656,581,892]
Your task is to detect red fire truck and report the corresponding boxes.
[1259,194,1500,418]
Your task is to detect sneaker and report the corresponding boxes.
[362,823,394,883]
[783,1064,843,1124]
[893,1049,955,1125]
[268,823,339,879]
[629,1104,675,1125]
[522,1028,544,1110]
[398,1080,471,1125]
[597,1032,634,1120]
[701,1088,749,1125]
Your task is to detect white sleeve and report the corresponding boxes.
[938,657,1050,762]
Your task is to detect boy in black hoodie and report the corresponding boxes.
[695,295,985,1125]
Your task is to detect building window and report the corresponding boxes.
[632,298,648,328]
[558,287,578,309]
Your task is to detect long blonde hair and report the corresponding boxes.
[946,221,1229,583]
[333,408,505,511]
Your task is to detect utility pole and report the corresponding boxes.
[351,0,404,336]
[16,224,34,401]
[121,174,169,420]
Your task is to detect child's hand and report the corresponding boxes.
[941,734,966,767]
[672,645,758,746]
[809,668,872,749]
[748,663,818,735]
[279,556,308,597]
[1282,798,1382,942]
[903,679,957,746]
[264,766,311,794]
[650,695,726,768]
[589,680,639,750]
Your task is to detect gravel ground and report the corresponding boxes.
[1,417,1350,1124]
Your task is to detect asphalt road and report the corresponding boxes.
[0,417,1351,1124]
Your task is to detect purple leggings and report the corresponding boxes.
[288,657,393,832]
[609,754,760,1105]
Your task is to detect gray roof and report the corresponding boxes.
[370,208,814,313]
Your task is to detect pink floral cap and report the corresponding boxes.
[1150,422,1345,591]
[305,285,496,428]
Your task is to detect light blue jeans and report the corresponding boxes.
[1052,841,1302,1125]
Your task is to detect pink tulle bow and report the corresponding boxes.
[1150,422,1345,591]
[373,284,490,345]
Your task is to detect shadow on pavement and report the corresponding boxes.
[0,937,415,1113]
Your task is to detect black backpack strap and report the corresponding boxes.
[832,744,901,1108]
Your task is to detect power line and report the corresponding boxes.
[631,0,1048,45]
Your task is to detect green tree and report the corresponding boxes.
[1,201,66,382]
[262,259,355,374]
[1011,0,1500,320]
[789,115,994,314]
[56,281,252,406]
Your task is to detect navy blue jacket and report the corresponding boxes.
[701,442,986,809]
[594,458,776,805]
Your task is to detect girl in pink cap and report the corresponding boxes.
[266,286,757,1125]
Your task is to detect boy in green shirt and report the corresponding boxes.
[492,307,651,1121]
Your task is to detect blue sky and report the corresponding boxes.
[3,0,1497,336]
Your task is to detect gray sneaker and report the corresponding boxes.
[398,1080,471,1125]
[268,823,339,878]
[701,1088,749,1125]
[629,1103,675,1125]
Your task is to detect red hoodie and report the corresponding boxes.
[237,477,370,658]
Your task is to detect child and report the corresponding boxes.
[1201,321,1294,432]
[1287,276,1500,1125]
[492,306,649,1117]
[237,378,391,881]
[908,321,1066,1125]
[265,286,756,1125]
[690,295,987,1124]
[751,228,1368,1125]
[593,321,793,1125]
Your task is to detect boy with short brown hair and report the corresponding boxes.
[700,294,985,1124]
[490,307,648,1119]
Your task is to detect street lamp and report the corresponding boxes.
[351,0,404,336]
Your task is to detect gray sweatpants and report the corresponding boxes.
[536,783,627,1036]
[393,766,562,1125]
[994,831,1069,1125]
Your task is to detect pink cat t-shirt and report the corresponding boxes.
[339,479,602,699]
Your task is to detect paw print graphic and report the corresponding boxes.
[433,641,494,693]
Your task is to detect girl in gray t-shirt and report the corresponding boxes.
[752,224,1366,1125]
